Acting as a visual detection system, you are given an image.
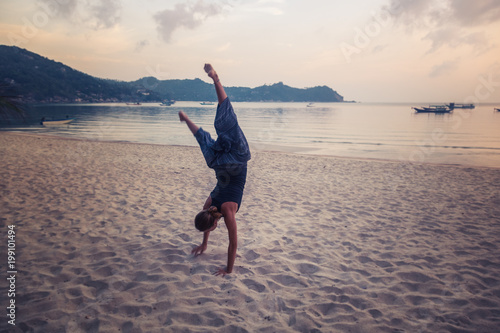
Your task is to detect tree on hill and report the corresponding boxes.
[0,83,24,121]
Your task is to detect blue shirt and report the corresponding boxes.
[194,98,251,169]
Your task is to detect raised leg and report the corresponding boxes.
[179,111,199,135]
[204,63,227,105]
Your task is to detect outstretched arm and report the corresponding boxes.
[179,111,199,135]
[204,64,227,105]
[215,202,238,276]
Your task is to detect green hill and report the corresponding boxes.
[0,45,344,103]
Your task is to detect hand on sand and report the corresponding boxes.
[204,63,217,79]
[214,268,229,277]
[178,111,188,122]
[192,244,207,256]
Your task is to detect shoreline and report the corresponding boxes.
[1,131,500,332]
[3,130,499,171]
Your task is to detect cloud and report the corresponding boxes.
[386,0,441,30]
[135,39,149,52]
[38,0,79,17]
[385,0,499,52]
[429,58,460,78]
[153,1,223,43]
[449,0,500,26]
[37,0,122,30]
[388,0,500,27]
[88,0,122,30]
[424,29,492,55]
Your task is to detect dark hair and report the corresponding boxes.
[194,207,221,231]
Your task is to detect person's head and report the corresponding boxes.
[195,206,222,232]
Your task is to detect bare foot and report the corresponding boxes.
[204,63,217,80]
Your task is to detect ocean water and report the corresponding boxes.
[2,102,500,168]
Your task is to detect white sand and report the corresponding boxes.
[1,131,500,333]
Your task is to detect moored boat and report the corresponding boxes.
[200,101,214,105]
[412,105,452,113]
[447,103,475,110]
[40,118,75,126]
[126,102,141,105]
[160,100,175,106]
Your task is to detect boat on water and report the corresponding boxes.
[40,117,75,126]
[126,102,141,106]
[447,103,475,110]
[200,101,215,105]
[307,103,315,107]
[412,105,452,113]
[160,100,175,106]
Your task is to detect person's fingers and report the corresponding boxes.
[213,268,226,276]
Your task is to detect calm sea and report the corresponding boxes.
[2,102,500,168]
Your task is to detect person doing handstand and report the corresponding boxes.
[179,64,251,276]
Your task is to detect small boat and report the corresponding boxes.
[307,103,315,107]
[160,100,175,106]
[126,102,141,105]
[40,117,75,126]
[447,103,475,110]
[200,101,214,106]
[413,105,452,113]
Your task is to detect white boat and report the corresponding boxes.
[126,102,141,105]
[307,103,315,107]
[41,118,75,126]
[200,101,215,105]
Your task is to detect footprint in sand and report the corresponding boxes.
[242,279,266,292]
[296,263,320,274]
[244,249,260,261]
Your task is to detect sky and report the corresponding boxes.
[1,0,500,103]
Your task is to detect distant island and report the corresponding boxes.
[0,45,344,104]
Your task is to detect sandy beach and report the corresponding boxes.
[1,131,500,333]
